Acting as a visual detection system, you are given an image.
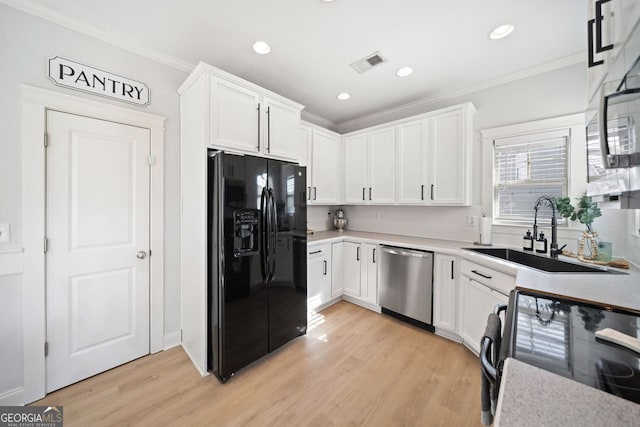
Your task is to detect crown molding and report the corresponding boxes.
[301,110,339,132]
[1,0,195,74]
[336,53,586,134]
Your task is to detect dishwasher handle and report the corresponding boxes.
[381,246,432,258]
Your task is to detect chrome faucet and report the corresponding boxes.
[533,196,559,258]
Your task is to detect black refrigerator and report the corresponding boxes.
[207,150,307,382]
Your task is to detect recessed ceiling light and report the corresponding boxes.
[252,41,271,55]
[396,67,413,77]
[489,24,514,40]
[322,0,335,2]
[337,93,350,101]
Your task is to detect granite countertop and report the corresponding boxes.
[494,358,640,426]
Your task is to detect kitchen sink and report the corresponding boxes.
[465,247,624,274]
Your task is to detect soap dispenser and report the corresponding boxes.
[535,231,548,254]
[523,230,534,251]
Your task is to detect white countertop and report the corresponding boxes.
[494,358,640,427]
[308,230,640,312]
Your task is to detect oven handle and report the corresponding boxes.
[480,337,497,384]
[481,303,508,384]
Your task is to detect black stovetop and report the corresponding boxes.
[507,290,640,404]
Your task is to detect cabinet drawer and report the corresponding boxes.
[460,259,515,296]
[308,243,330,259]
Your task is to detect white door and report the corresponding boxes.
[343,134,367,203]
[430,110,465,204]
[433,254,458,333]
[368,127,396,203]
[46,110,151,392]
[311,130,340,204]
[397,119,428,204]
[459,276,507,354]
[211,77,260,153]
[343,242,361,297]
[263,96,300,161]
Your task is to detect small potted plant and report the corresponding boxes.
[555,193,602,259]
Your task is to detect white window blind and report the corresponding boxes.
[494,132,569,224]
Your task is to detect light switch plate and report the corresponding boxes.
[0,223,10,243]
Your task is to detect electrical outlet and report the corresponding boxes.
[0,223,10,243]
[467,216,477,226]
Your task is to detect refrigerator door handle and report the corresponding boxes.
[268,190,278,283]
[260,187,270,281]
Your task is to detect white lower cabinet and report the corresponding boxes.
[307,243,332,312]
[458,259,514,354]
[331,242,344,298]
[343,242,362,297]
[360,244,378,305]
[433,254,459,338]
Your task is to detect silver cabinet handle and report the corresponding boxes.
[451,260,454,280]
[430,184,434,200]
[356,246,360,261]
[136,251,147,259]
[309,250,322,255]
[369,187,372,200]
[266,106,271,153]
[373,248,376,263]
[382,247,431,258]
[256,103,261,151]
[421,185,424,200]
[362,187,365,200]
[308,186,311,200]
[323,260,327,275]
[471,269,492,280]
[313,187,317,200]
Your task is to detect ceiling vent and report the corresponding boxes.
[350,51,387,73]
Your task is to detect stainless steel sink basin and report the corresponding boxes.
[464,247,623,274]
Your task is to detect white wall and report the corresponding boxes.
[0,4,187,396]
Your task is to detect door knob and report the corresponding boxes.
[136,251,147,259]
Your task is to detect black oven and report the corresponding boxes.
[484,290,640,405]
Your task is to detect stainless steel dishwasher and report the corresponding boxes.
[379,246,434,330]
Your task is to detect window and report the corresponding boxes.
[494,131,569,224]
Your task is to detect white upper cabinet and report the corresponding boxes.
[343,134,368,203]
[430,108,468,205]
[368,127,396,203]
[263,96,301,160]
[343,126,396,204]
[178,63,303,162]
[310,129,341,204]
[211,78,261,154]
[397,119,429,204]
[396,103,475,206]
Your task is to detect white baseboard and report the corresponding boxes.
[0,248,23,277]
[0,387,25,406]
[181,343,209,378]
[163,331,181,350]
[341,295,381,313]
[435,328,463,343]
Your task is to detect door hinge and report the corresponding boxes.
[44,237,49,253]
[148,155,155,165]
[44,132,49,147]
[44,342,49,357]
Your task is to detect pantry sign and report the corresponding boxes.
[48,56,150,106]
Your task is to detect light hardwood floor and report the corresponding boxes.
[35,301,483,426]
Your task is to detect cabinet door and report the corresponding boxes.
[368,127,396,203]
[397,119,428,204]
[459,276,508,354]
[429,109,468,205]
[433,254,458,333]
[263,97,300,161]
[360,244,378,305]
[331,242,344,297]
[343,242,361,297]
[343,134,368,204]
[308,244,331,312]
[211,77,260,153]
[311,130,340,204]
